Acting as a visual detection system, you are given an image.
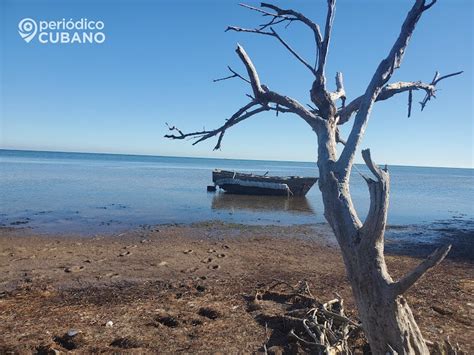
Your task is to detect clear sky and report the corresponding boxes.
[1,0,472,168]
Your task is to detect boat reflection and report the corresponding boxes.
[211,193,315,214]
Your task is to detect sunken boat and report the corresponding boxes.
[212,169,317,197]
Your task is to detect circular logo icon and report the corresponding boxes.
[18,18,38,43]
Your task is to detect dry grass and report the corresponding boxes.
[0,223,472,353]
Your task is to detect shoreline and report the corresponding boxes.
[3,216,473,262]
[0,222,472,352]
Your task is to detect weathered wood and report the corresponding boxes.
[212,170,317,196]
[165,1,460,353]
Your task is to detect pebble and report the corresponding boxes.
[67,329,79,337]
[65,266,84,273]
[105,321,114,327]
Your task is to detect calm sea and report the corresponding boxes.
[0,150,473,238]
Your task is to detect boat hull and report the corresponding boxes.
[216,183,290,196]
[212,170,317,197]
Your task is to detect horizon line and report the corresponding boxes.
[1,147,472,170]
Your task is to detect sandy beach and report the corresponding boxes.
[0,222,472,353]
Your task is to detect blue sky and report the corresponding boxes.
[1,0,472,168]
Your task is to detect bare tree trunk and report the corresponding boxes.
[166,1,459,352]
[316,120,433,353]
[320,188,429,353]
[339,231,429,354]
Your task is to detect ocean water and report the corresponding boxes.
[0,149,473,238]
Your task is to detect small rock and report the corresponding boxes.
[67,329,79,337]
[65,266,84,273]
[105,321,114,327]
[158,261,168,266]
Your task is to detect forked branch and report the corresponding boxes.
[257,3,323,50]
[338,71,463,124]
[213,66,251,84]
[338,0,441,175]
[226,26,316,75]
[420,70,463,111]
[231,1,324,71]
[166,44,323,149]
[235,45,322,127]
[165,101,269,150]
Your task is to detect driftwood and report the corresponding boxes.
[252,281,465,355]
[165,1,462,353]
[250,281,364,354]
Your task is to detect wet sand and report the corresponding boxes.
[0,222,472,353]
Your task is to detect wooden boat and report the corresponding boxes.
[212,169,317,197]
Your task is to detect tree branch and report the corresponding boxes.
[237,4,294,31]
[335,127,346,145]
[235,44,322,127]
[235,2,338,118]
[309,0,337,118]
[235,44,266,98]
[392,244,451,296]
[258,3,323,50]
[317,0,336,75]
[337,0,439,176]
[166,43,324,149]
[330,72,346,104]
[408,89,413,118]
[337,71,463,124]
[213,66,251,84]
[360,149,390,242]
[420,70,463,111]
[226,26,316,75]
[165,101,268,150]
[269,27,316,75]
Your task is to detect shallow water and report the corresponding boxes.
[1,149,473,238]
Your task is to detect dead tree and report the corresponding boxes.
[165,1,462,353]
